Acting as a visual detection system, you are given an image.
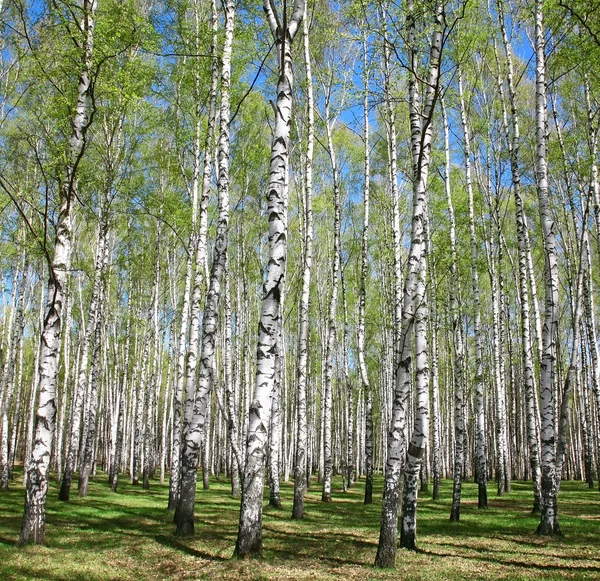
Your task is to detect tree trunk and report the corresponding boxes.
[458,72,488,509]
[20,0,97,545]
[174,0,234,536]
[235,0,304,558]
[376,0,443,563]
[291,2,313,520]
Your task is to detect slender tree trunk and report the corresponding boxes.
[497,0,542,512]
[54,275,71,482]
[235,0,304,558]
[78,220,110,497]
[20,0,97,545]
[376,0,443,562]
[431,299,441,501]
[535,0,560,536]
[321,89,342,505]
[268,303,284,509]
[291,2,313,520]
[357,28,370,500]
[174,0,234,536]
[0,259,26,489]
[60,205,109,501]
[458,73,488,509]
[443,96,466,524]
[223,253,241,497]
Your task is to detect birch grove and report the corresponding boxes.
[0,0,599,561]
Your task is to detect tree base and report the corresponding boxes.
[234,540,263,560]
[536,520,562,536]
[400,530,417,551]
[174,519,194,537]
[374,546,396,568]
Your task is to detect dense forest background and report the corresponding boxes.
[1,0,600,563]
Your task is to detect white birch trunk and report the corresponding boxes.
[292,5,313,519]
[497,0,542,512]
[377,0,442,561]
[174,0,234,536]
[20,0,97,545]
[359,29,371,503]
[321,89,342,504]
[535,0,560,535]
[236,0,304,557]
[458,73,487,509]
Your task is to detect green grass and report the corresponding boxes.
[1,469,599,580]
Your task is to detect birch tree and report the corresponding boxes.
[235,0,305,558]
[20,0,97,545]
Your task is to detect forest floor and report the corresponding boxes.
[1,469,599,580]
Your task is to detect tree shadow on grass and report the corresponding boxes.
[260,525,375,567]
[154,533,229,562]
[420,545,600,574]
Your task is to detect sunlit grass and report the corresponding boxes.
[1,468,599,580]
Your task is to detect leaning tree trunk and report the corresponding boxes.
[400,2,443,549]
[20,0,97,545]
[235,0,304,558]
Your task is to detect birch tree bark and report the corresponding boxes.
[321,76,342,505]
[400,2,443,548]
[235,0,304,558]
[78,228,110,497]
[20,0,97,545]
[168,0,217,511]
[458,72,487,509]
[376,0,443,562]
[358,27,371,501]
[174,0,234,536]
[0,258,26,490]
[443,95,466,524]
[496,0,542,512]
[291,1,313,520]
[535,0,561,536]
[60,197,110,500]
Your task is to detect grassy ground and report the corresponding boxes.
[1,469,599,580]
